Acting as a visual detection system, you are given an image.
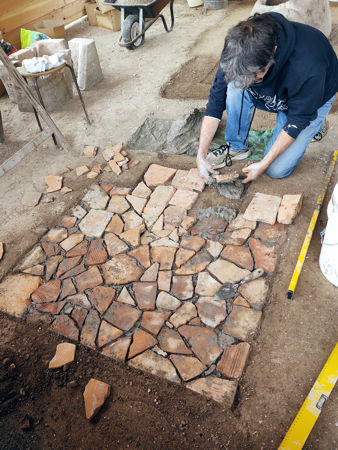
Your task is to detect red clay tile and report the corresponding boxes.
[158,329,192,355]
[141,311,171,335]
[196,297,227,328]
[178,325,222,365]
[66,240,88,258]
[128,245,151,269]
[41,242,61,257]
[180,235,205,252]
[81,310,101,349]
[254,222,287,241]
[133,282,157,311]
[170,355,205,381]
[60,278,76,300]
[222,306,262,341]
[97,320,123,347]
[31,279,61,303]
[60,263,86,280]
[75,266,103,291]
[88,286,116,314]
[85,239,108,265]
[102,255,143,285]
[217,342,250,378]
[51,315,79,341]
[157,270,172,291]
[143,164,177,187]
[191,218,228,240]
[57,256,82,277]
[101,336,131,361]
[175,249,212,275]
[128,329,157,359]
[249,238,276,273]
[72,307,88,328]
[221,245,254,271]
[45,255,63,281]
[151,246,177,270]
[104,302,141,331]
[35,301,66,314]
[171,276,194,300]
[238,278,269,310]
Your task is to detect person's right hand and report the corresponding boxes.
[197,154,218,182]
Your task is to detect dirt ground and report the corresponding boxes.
[0,1,337,448]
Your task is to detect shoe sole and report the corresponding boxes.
[211,150,251,169]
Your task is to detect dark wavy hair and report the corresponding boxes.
[220,13,280,89]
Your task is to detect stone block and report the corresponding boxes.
[277,194,303,224]
[69,38,103,90]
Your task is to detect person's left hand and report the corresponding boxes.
[242,161,266,184]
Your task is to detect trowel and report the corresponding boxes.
[214,268,264,314]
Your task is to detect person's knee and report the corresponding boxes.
[265,164,294,179]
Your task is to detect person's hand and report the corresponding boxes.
[242,161,266,184]
[197,154,218,182]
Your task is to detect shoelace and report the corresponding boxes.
[215,144,232,167]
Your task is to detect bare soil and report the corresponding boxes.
[0,1,337,448]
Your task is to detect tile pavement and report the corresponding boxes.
[0,164,291,407]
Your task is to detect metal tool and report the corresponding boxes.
[214,268,264,314]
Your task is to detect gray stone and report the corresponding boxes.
[197,206,237,223]
[218,333,237,349]
[217,180,245,200]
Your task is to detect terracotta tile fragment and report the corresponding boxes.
[65,240,88,258]
[45,255,63,281]
[60,263,86,280]
[31,279,61,303]
[175,248,212,275]
[85,239,108,265]
[75,266,103,291]
[83,378,110,420]
[45,228,68,243]
[169,189,199,210]
[82,185,109,210]
[60,278,76,300]
[238,278,269,310]
[143,164,177,187]
[156,291,181,310]
[189,317,201,326]
[104,302,141,331]
[277,194,303,224]
[170,355,205,381]
[222,306,262,340]
[101,337,131,361]
[97,320,123,347]
[88,286,116,314]
[228,213,257,231]
[180,235,205,252]
[128,329,157,359]
[163,205,187,227]
[191,218,228,240]
[186,377,237,405]
[205,240,223,258]
[122,210,144,231]
[128,245,151,268]
[171,276,194,300]
[151,246,177,270]
[100,184,113,194]
[107,195,130,214]
[45,175,62,193]
[76,166,90,176]
[233,296,250,308]
[179,325,222,366]
[42,242,61,257]
[81,309,101,348]
[126,195,147,215]
[221,245,254,271]
[71,205,87,219]
[244,193,281,225]
[133,282,157,311]
[140,231,157,245]
[158,271,171,291]
[129,350,180,383]
[49,342,76,369]
[195,272,221,296]
[207,259,250,284]
[62,216,77,228]
[108,160,122,175]
[180,216,195,230]
[170,302,197,328]
[57,256,82,277]
[140,262,159,282]
[158,329,192,355]
[132,181,152,199]
[120,228,140,246]
[196,297,227,328]
[150,237,178,248]
[51,315,79,341]
[141,311,171,335]
[22,265,44,276]
[35,301,66,315]
[79,210,113,238]
[67,293,91,308]
[72,307,88,328]
[217,228,252,246]
[102,255,143,284]
[254,222,287,241]
[117,287,136,306]
[105,232,129,257]
[217,342,250,378]
[105,215,124,234]
[249,238,276,273]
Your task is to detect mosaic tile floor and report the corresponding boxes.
[0,164,287,406]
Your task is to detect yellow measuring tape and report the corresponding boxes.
[287,150,338,299]
[279,342,338,449]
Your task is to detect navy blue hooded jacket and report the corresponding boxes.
[205,13,338,139]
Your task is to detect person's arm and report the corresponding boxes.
[197,116,220,181]
[242,129,294,183]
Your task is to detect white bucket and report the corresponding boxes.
[319,182,338,287]
[187,0,203,7]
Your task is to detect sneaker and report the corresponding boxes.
[206,143,251,169]
[312,119,328,142]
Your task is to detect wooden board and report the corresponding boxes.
[0,0,86,49]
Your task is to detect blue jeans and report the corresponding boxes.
[225,83,336,178]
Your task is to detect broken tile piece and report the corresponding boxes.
[45,175,62,193]
[88,286,116,314]
[117,286,135,306]
[191,218,228,240]
[228,213,257,231]
[169,189,199,210]
[122,210,144,231]
[76,166,90,176]
[253,222,287,241]
[132,181,152,199]
[102,255,143,284]
[110,187,131,196]
[186,377,237,406]
[75,266,103,291]
[221,245,254,271]
[126,195,147,215]
[164,205,187,228]
[144,164,177,187]
[22,264,44,276]
[175,248,195,269]
[238,278,269,310]
[151,247,177,270]
[128,329,157,359]
[214,173,239,183]
[82,185,109,210]
[49,343,76,369]
[217,228,252,246]
[180,235,205,252]
[179,326,222,365]
[120,229,141,247]
[71,205,87,220]
[277,194,303,224]
[57,256,82,277]
[222,306,262,341]
[101,337,131,361]
[128,245,151,268]
[0,274,42,317]
[83,378,110,420]
[83,145,98,157]
[31,279,61,303]
[141,263,159,282]
[170,302,197,328]
[85,239,108,265]
[233,296,250,308]
[156,291,181,310]
[158,329,192,355]
[107,195,130,214]
[158,271,171,291]
[45,228,68,243]
[22,190,42,207]
[244,193,282,225]
[249,238,276,273]
[36,301,66,315]
[170,355,205,381]
[105,215,124,234]
[108,160,122,175]
[196,297,227,328]
[206,240,223,258]
[60,278,76,300]
[171,276,194,300]
[45,256,63,281]
[180,216,195,231]
[128,350,180,384]
[87,171,98,179]
[207,259,250,284]
[175,248,212,275]
[195,272,221,297]
[141,311,171,335]
[81,309,101,348]
[217,342,250,379]
[133,282,157,310]
[79,210,113,238]
[51,315,79,341]
[97,320,123,347]
[60,234,84,252]
[104,302,141,331]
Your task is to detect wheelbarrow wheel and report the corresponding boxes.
[122,15,145,50]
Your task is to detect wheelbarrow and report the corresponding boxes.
[102,0,174,50]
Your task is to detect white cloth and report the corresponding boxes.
[22,52,66,73]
